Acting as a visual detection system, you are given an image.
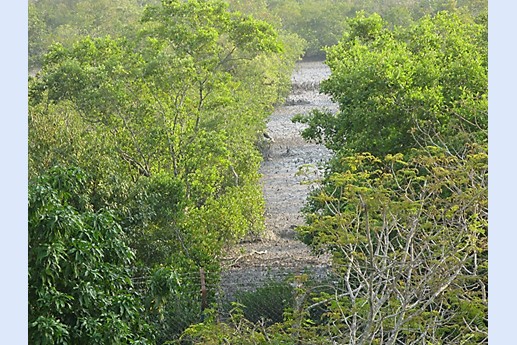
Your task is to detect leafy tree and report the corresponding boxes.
[294,11,487,157]
[29,1,304,341]
[28,166,152,344]
[29,0,299,261]
[296,145,488,344]
[284,7,488,345]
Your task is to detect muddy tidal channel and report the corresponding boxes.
[220,60,338,295]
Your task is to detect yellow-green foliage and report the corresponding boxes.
[29,1,303,342]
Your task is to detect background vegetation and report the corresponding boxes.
[29,0,487,343]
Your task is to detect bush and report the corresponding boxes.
[234,280,295,325]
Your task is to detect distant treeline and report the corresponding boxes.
[29,0,488,69]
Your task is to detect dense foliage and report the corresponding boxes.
[29,0,303,342]
[295,10,487,157]
[28,0,488,343]
[28,167,152,344]
[178,6,488,345]
[29,0,298,266]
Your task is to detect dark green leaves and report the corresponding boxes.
[28,167,150,344]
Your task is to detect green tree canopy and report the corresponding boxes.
[28,166,152,344]
[295,144,487,344]
[29,2,303,340]
[28,0,148,70]
[295,11,487,157]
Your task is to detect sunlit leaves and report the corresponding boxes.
[298,145,488,343]
[28,1,303,341]
[29,0,297,270]
[297,11,487,157]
